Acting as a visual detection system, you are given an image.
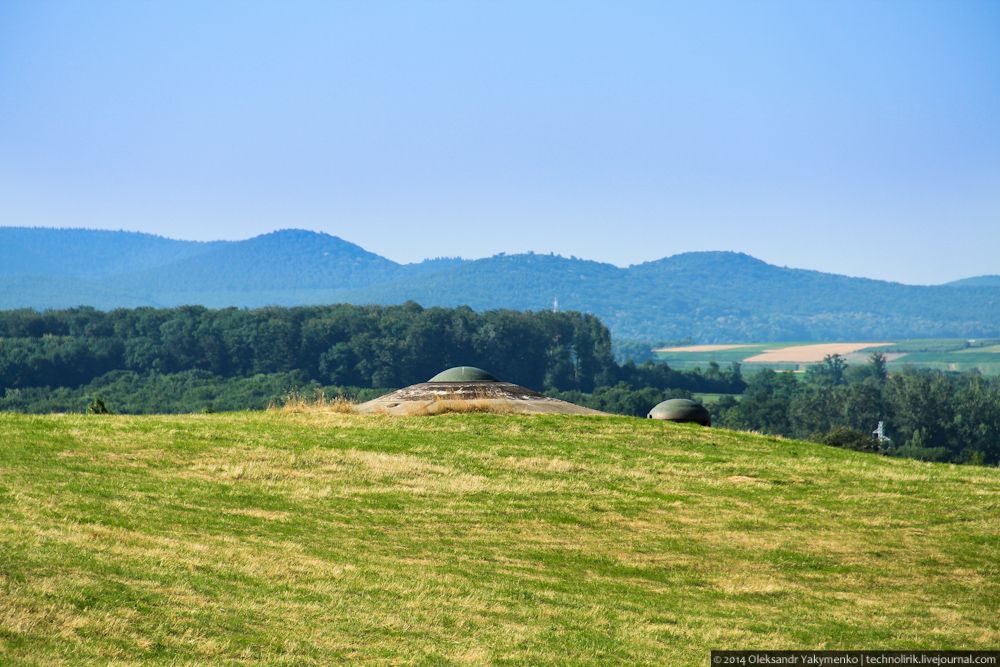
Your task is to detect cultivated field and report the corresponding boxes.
[655,344,749,353]
[1,412,998,664]
[741,342,893,363]
[655,338,1000,375]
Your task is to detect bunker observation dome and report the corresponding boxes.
[427,366,498,383]
[647,398,711,426]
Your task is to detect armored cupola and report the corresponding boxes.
[427,366,498,383]
[647,398,711,426]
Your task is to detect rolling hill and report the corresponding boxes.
[117,229,403,293]
[948,275,1000,288]
[2,227,999,341]
[0,411,997,664]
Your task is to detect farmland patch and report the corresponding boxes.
[653,338,1000,375]
[743,343,893,364]
[654,344,754,353]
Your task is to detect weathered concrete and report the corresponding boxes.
[356,381,606,416]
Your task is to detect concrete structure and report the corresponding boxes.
[356,366,606,416]
[647,398,711,426]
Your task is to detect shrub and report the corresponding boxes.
[818,427,876,452]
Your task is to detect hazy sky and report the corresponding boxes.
[1,1,998,284]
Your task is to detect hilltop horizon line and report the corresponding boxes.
[5,224,992,287]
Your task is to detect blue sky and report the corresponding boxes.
[1,0,998,284]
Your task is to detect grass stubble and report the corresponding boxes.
[0,411,997,665]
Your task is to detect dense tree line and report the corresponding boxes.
[548,385,697,418]
[0,304,613,392]
[712,354,1000,465]
[9,304,994,467]
[0,370,387,415]
[0,305,742,404]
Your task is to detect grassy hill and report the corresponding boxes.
[1,412,997,664]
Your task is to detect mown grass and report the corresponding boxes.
[1,412,998,665]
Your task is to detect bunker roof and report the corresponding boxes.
[427,366,499,383]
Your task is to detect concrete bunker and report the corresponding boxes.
[355,366,605,416]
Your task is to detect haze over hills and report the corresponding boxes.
[0,227,221,278]
[948,275,1000,288]
[2,227,999,342]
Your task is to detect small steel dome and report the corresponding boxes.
[647,398,711,426]
[427,366,499,383]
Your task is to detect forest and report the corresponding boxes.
[712,354,1000,465]
[1,305,997,466]
[0,303,740,411]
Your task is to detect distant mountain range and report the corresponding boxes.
[947,275,1000,288]
[2,227,998,342]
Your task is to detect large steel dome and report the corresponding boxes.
[647,398,711,426]
[427,366,498,383]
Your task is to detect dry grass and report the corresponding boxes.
[0,411,997,665]
[419,398,515,416]
[269,389,356,414]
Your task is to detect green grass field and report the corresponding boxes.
[1,411,998,664]
[655,338,1000,375]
